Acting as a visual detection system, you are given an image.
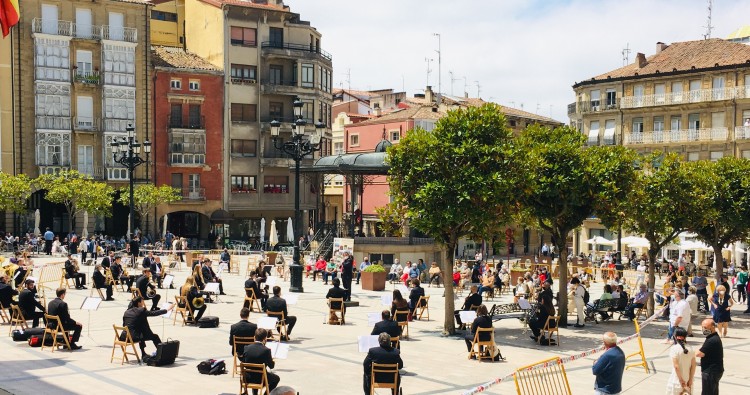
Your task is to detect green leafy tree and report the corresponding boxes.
[621,153,698,315]
[0,173,32,213]
[38,170,115,234]
[118,184,182,232]
[517,125,637,326]
[686,157,750,283]
[388,103,524,335]
[374,201,407,237]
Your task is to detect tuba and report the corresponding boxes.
[192,296,205,310]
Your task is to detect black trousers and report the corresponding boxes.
[701,371,722,395]
[696,289,709,312]
[63,323,83,343]
[135,333,161,354]
[45,240,52,255]
[99,285,113,299]
[342,275,353,301]
[146,294,161,310]
[26,311,45,328]
[68,273,86,288]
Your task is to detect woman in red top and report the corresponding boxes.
[312,255,327,281]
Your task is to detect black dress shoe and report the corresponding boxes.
[106,297,115,301]
[574,324,585,328]
[70,344,82,350]
[220,292,227,295]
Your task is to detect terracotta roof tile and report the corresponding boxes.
[152,46,221,72]
[198,0,287,11]
[580,39,750,86]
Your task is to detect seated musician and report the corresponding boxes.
[407,278,425,315]
[141,251,155,271]
[244,272,268,311]
[101,251,116,269]
[454,285,482,329]
[326,278,347,323]
[201,259,225,295]
[363,333,403,395]
[64,253,86,289]
[266,286,297,340]
[241,328,280,391]
[47,287,83,350]
[122,296,173,358]
[152,256,165,288]
[220,248,231,272]
[92,264,114,301]
[135,269,160,311]
[192,264,205,290]
[111,256,135,289]
[464,305,493,354]
[390,289,409,319]
[229,307,257,355]
[371,310,402,344]
[13,252,32,288]
[18,279,45,327]
[180,276,206,323]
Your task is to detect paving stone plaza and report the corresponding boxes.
[1,255,748,395]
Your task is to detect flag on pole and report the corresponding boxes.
[0,0,20,38]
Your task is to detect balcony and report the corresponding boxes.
[624,127,728,145]
[180,187,206,201]
[620,87,746,109]
[38,165,70,175]
[574,100,619,114]
[36,116,71,130]
[103,72,135,87]
[567,102,576,115]
[73,71,101,85]
[260,79,305,95]
[736,126,750,140]
[260,41,332,63]
[168,116,205,130]
[100,25,138,43]
[70,165,105,180]
[74,117,100,131]
[230,77,257,85]
[103,119,132,133]
[106,167,129,181]
[32,18,73,36]
[35,67,70,82]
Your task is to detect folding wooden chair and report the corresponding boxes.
[394,309,410,339]
[539,315,560,346]
[42,314,72,352]
[173,295,189,326]
[390,336,400,349]
[469,327,498,361]
[244,288,262,313]
[9,304,29,335]
[111,325,141,364]
[131,288,143,300]
[240,362,271,395]
[230,256,240,275]
[266,311,288,341]
[59,272,75,289]
[370,363,401,395]
[0,302,10,324]
[232,336,255,378]
[416,295,430,320]
[327,297,345,325]
[105,269,125,292]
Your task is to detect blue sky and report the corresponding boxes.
[291,0,748,122]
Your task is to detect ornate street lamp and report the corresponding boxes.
[110,124,151,243]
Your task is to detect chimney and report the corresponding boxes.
[425,85,434,103]
[655,42,669,54]
[373,107,381,117]
[636,52,647,68]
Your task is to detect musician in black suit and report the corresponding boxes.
[454,285,482,328]
[326,278,347,310]
[18,279,45,328]
[0,274,18,309]
[111,256,135,289]
[371,310,402,350]
[229,307,257,355]
[47,287,83,350]
[341,252,354,301]
[141,252,155,271]
[363,333,403,395]
[241,328,280,391]
[201,259,225,295]
[408,278,425,315]
[266,286,296,340]
[64,253,86,289]
[121,296,173,357]
[100,251,116,269]
[92,264,114,301]
[135,269,161,311]
[464,304,493,352]
[220,248,231,272]
[151,256,164,288]
[243,273,267,311]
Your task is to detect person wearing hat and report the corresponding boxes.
[18,279,46,327]
[623,284,649,320]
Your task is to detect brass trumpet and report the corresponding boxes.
[192,296,205,310]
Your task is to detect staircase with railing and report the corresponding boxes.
[311,222,337,260]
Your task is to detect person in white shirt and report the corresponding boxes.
[666,327,696,395]
[685,286,699,336]
[388,260,402,282]
[667,288,691,343]
[571,277,586,328]
[636,260,647,288]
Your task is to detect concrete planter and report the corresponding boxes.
[361,271,387,291]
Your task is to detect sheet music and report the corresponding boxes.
[265,276,277,287]
[284,294,299,305]
[257,317,278,330]
[266,341,289,359]
[162,274,175,289]
[518,298,532,310]
[380,295,393,306]
[160,303,173,319]
[459,310,477,323]
[396,284,409,295]
[203,282,220,294]
[358,335,380,353]
[80,297,102,311]
[368,312,381,326]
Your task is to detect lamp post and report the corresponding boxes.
[270,96,326,293]
[110,124,151,242]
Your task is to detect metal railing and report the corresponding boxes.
[100,25,138,42]
[32,18,73,36]
[624,127,728,144]
[36,116,71,130]
[70,164,105,179]
[32,18,136,42]
[74,116,100,131]
[74,71,101,85]
[735,126,750,140]
[621,87,743,109]
[260,41,333,61]
[168,115,205,129]
[35,67,70,82]
[38,165,70,175]
[574,100,619,113]
[261,79,298,87]
[181,187,206,201]
[73,24,101,39]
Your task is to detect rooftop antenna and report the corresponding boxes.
[425,58,433,88]
[703,0,714,39]
[449,71,458,96]
[463,76,468,97]
[433,33,442,100]
[344,68,351,91]
[536,103,541,114]
[621,43,631,66]
[474,81,481,98]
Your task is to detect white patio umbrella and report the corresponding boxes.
[613,236,650,246]
[681,240,711,251]
[33,209,40,236]
[162,214,168,238]
[268,220,278,247]
[286,217,294,243]
[628,239,652,249]
[584,236,616,246]
[81,211,89,238]
[260,218,266,244]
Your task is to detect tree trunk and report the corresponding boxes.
[442,242,457,335]
[647,249,658,316]
[711,244,723,284]
[554,232,569,327]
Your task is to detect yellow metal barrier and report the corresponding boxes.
[625,318,649,373]
[513,356,571,395]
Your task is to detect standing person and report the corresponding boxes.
[121,296,173,358]
[695,319,723,395]
[692,272,709,313]
[571,277,586,328]
[592,332,626,395]
[356,257,370,285]
[130,236,141,261]
[709,285,733,337]
[686,286,699,336]
[43,227,54,255]
[735,266,747,304]
[47,288,83,350]
[363,333,403,395]
[667,288,691,342]
[340,251,354,302]
[666,327,696,395]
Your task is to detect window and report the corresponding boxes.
[171,173,183,189]
[301,64,314,88]
[632,117,643,133]
[76,96,94,129]
[264,176,288,194]
[35,38,71,70]
[188,174,201,194]
[188,80,200,91]
[711,112,724,129]
[170,79,181,89]
[653,116,664,132]
[688,152,700,162]
[590,90,600,110]
[414,120,436,131]
[188,105,202,128]
[369,254,394,267]
[230,64,256,81]
[108,12,125,41]
[603,120,615,145]
[169,104,182,127]
[349,134,359,146]
[710,151,723,161]
[75,9,93,39]
[671,81,683,102]
[75,50,93,81]
[633,85,644,106]
[509,120,517,127]
[230,26,257,46]
[169,131,206,165]
[269,27,283,46]
[333,142,344,155]
[36,93,71,117]
[605,89,616,107]
[36,132,70,166]
[712,76,725,99]
[670,116,681,131]
[269,65,283,85]
[231,104,256,122]
[269,102,283,119]
[688,113,700,130]
[301,100,314,122]
[231,175,257,193]
[151,10,177,22]
[689,80,702,102]
[654,84,665,104]
[588,121,600,145]
[390,130,400,142]
[230,139,257,157]
[77,145,93,176]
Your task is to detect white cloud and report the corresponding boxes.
[289,0,748,121]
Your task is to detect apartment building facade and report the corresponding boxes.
[6,0,150,235]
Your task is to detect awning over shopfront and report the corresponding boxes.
[210,209,234,224]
